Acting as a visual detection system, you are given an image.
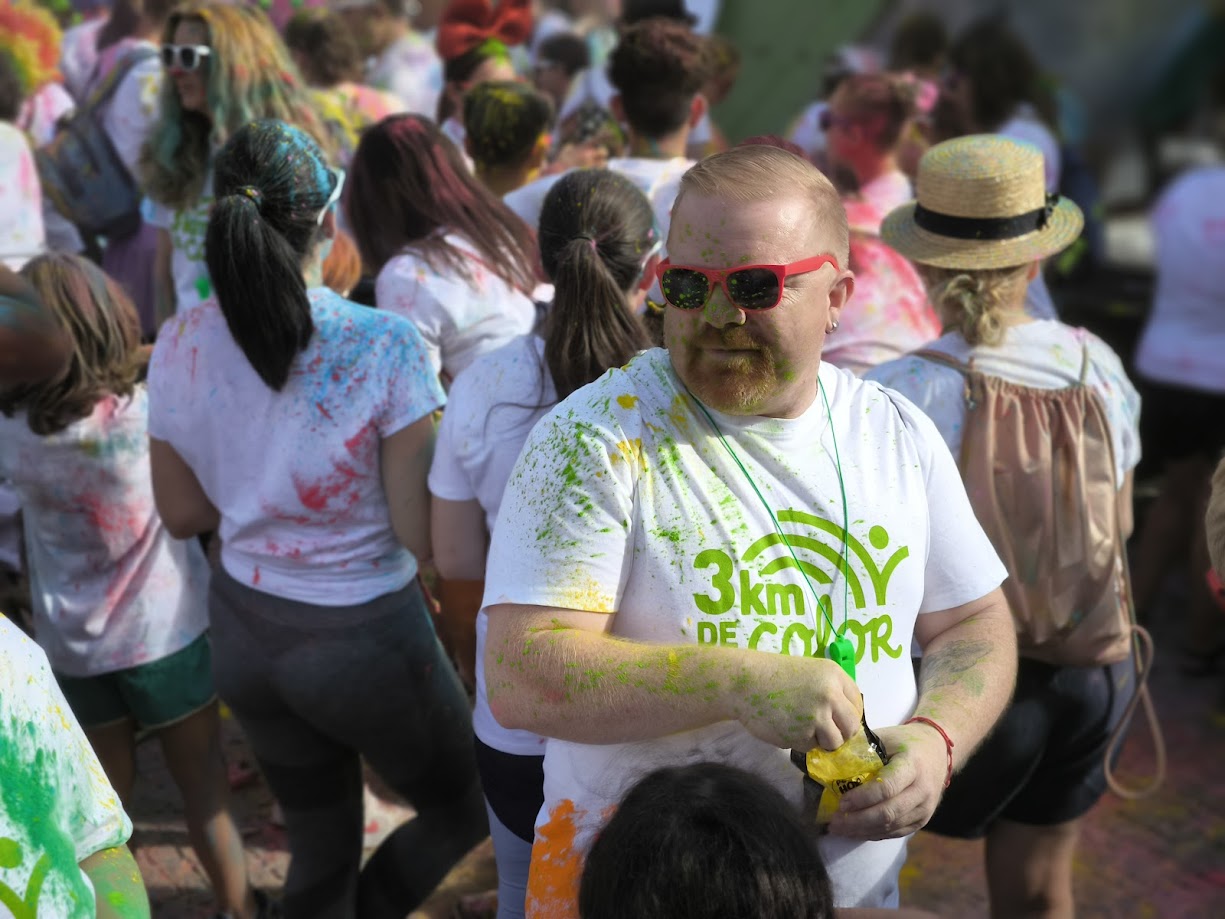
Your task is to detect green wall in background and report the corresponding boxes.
[712,0,887,142]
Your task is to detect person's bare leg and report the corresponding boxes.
[158,700,257,918]
[984,818,1080,919]
[85,718,138,806]
[1130,457,1204,618]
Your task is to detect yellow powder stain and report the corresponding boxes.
[526,799,584,919]
[553,573,617,614]
[668,394,692,429]
[616,394,638,409]
[610,438,643,466]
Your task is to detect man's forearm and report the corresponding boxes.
[913,599,1017,770]
[486,614,747,743]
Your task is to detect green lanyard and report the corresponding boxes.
[689,379,857,680]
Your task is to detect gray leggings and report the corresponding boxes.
[209,569,487,919]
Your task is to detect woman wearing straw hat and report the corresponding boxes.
[866,134,1141,916]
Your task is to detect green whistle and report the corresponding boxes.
[827,634,856,681]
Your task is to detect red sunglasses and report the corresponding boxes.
[656,255,840,312]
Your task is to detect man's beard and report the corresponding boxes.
[680,329,780,415]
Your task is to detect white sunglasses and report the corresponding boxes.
[317,169,346,226]
[161,43,211,71]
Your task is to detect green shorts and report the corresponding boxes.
[56,632,216,730]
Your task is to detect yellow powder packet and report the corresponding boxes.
[791,715,890,824]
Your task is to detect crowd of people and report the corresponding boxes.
[0,1,1221,918]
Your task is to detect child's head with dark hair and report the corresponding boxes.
[889,11,948,76]
[347,113,539,294]
[537,168,654,401]
[579,762,836,919]
[284,7,364,88]
[464,80,554,175]
[205,119,341,391]
[940,18,1051,137]
[0,254,142,436]
[534,31,589,109]
[608,17,708,141]
[556,102,626,161]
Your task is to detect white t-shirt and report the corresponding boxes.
[0,387,209,677]
[60,17,105,103]
[0,124,45,270]
[148,288,446,605]
[429,335,553,757]
[94,40,164,177]
[368,30,443,119]
[788,101,828,160]
[828,174,941,375]
[0,616,133,919]
[1134,167,1225,394]
[18,83,84,256]
[483,348,1006,910]
[865,321,1142,487]
[145,172,215,314]
[504,156,692,243]
[999,106,1062,193]
[375,233,538,382]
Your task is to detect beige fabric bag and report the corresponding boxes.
[916,347,1133,666]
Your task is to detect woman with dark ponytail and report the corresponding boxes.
[146,119,487,919]
[428,168,657,919]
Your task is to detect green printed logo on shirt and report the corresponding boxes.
[691,510,910,664]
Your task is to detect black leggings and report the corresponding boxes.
[209,569,487,919]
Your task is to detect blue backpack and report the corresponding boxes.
[35,48,158,240]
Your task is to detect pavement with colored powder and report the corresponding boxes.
[131,588,1225,918]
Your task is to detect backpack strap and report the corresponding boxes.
[913,348,979,410]
[85,46,158,114]
[913,348,967,372]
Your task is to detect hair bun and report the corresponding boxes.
[237,186,263,208]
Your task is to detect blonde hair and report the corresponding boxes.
[141,2,334,211]
[1208,457,1225,582]
[673,145,850,265]
[0,254,142,436]
[920,264,1030,347]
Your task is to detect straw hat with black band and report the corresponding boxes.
[881,134,1083,270]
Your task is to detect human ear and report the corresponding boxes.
[690,93,708,129]
[827,271,855,327]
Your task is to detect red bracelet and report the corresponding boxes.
[906,716,955,788]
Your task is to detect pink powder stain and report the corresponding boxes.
[291,460,363,516]
[253,566,261,586]
[317,401,334,421]
[190,347,198,383]
[78,490,145,539]
[344,422,375,459]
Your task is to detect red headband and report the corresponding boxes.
[436,0,533,62]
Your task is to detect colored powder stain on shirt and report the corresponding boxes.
[525,799,584,919]
[611,438,643,466]
[0,719,93,917]
[616,394,638,410]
